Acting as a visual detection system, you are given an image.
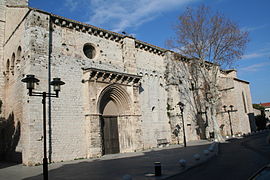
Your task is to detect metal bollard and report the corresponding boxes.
[154,162,162,176]
[122,174,132,180]
[193,154,200,161]
[203,150,209,156]
[179,159,187,168]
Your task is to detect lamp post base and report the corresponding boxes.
[43,158,48,180]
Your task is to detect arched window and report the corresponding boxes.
[242,91,247,113]
[6,59,10,73]
[6,59,10,80]
[11,53,15,75]
[16,46,22,68]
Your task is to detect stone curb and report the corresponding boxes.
[244,129,270,137]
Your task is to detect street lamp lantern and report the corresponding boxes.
[21,74,65,180]
[50,78,65,93]
[177,102,185,113]
[223,104,236,137]
[21,74,40,93]
[223,105,227,112]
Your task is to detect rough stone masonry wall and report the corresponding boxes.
[2,4,255,165]
[50,15,171,155]
[218,76,236,136]
[164,52,200,143]
[47,16,142,161]
[1,5,173,163]
[42,17,95,162]
[0,0,6,103]
[217,72,253,136]
[2,5,32,163]
[0,0,28,103]
[136,49,171,148]
[21,10,51,165]
[5,0,28,7]
[233,80,253,134]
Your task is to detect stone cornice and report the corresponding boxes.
[28,7,166,56]
[82,68,142,86]
[51,14,124,43]
[135,40,166,56]
[220,69,237,74]
[85,114,142,117]
[233,78,249,84]
[6,5,28,8]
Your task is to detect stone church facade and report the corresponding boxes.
[0,0,254,165]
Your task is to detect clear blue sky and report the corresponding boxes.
[29,0,270,104]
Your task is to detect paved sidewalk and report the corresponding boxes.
[0,140,218,180]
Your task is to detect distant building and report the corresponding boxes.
[0,0,254,165]
[260,103,270,119]
[253,107,262,116]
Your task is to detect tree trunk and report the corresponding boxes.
[211,106,224,142]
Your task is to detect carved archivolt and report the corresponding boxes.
[97,84,132,116]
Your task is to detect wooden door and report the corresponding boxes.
[101,116,120,154]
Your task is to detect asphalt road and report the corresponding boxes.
[0,140,213,180]
[167,132,270,180]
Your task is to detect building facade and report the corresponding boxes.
[260,103,270,119]
[0,0,254,165]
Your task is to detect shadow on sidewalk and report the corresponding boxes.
[0,162,18,169]
[23,143,211,180]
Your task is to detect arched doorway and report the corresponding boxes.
[100,100,120,154]
[98,85,131,155]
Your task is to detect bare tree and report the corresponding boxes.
[167,5,249,141]
[169,5,248,67]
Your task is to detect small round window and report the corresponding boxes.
[83,43,96,59]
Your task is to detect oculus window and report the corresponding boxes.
[83,43,96,59]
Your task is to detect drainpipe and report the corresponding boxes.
[48,15,52,163]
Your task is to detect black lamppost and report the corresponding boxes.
[223,105,235,136]
[177,102,187,147]
[22,74,65,180]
